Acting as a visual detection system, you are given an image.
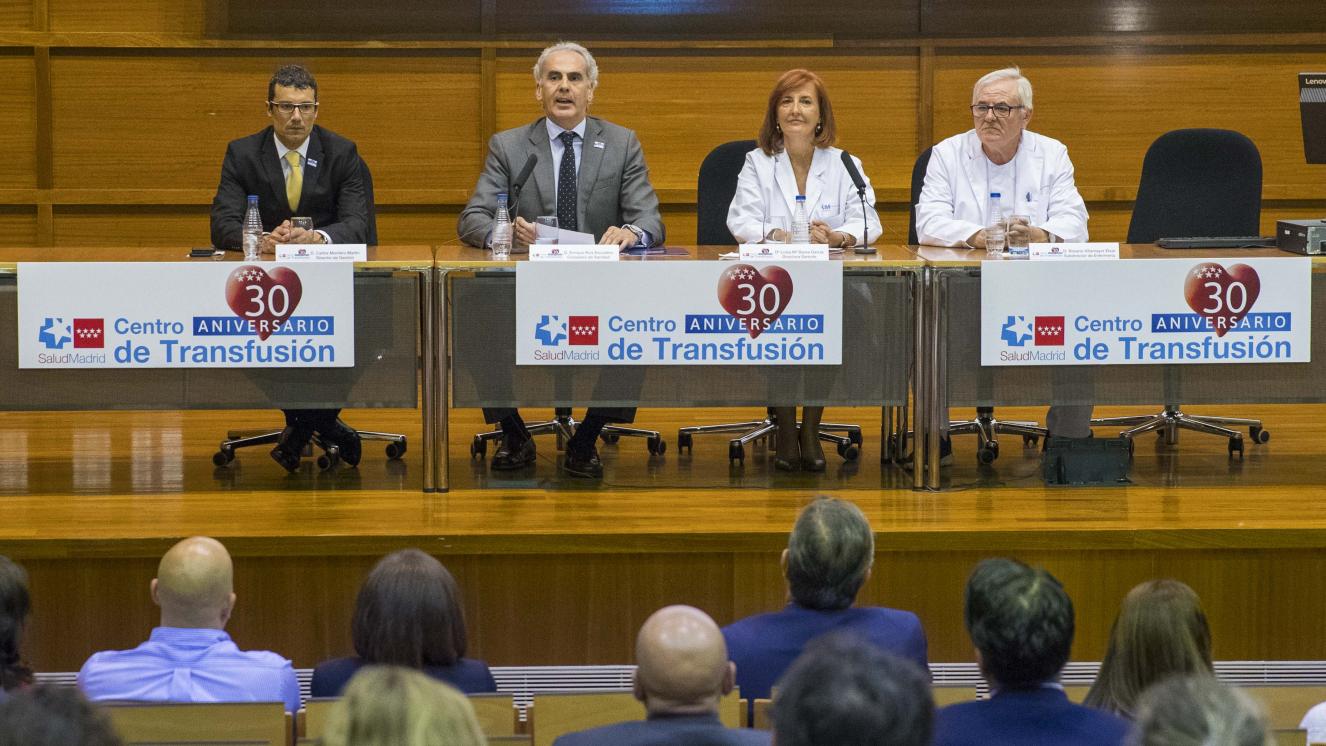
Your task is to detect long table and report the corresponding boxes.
[913,245,1326,489]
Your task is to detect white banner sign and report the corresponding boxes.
[516,261,842,365]
[981,257,1311,365]
[20,262,355,369]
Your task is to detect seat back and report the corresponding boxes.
[359,157,379,246]
[530,690,740,746]
[697,139,758,245]
[1126,128,1262,243]
[303,693,516,740]
[907,146,934,245]
[103,701,290,746]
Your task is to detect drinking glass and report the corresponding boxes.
[1007,214,1031,257]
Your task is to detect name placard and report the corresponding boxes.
[276,244,368,262]
[529,244,621,261]
[738,243,830,261]
[1029,242,1121,260]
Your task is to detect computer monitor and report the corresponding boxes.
[1301,72,1326,165]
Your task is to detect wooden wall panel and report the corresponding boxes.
[378,207,459,246]
[493,0,918,38]
[0,52,36,189]
[0,206,38,246]
[0,0,29,30]
[495,52,920,198]
[21,547,1326,671]
[49,0,209,34]
[53,206,209,246]
[49,52,482,196]
[933,50,1326,199]
[924,0,1326,37]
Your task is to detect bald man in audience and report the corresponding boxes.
[78,537,300,712]
[553,605,769,745]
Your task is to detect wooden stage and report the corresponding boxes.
[3,403,1326,674]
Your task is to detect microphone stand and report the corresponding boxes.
[853,186,876,254]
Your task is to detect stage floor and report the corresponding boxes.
[4,404,1326,671]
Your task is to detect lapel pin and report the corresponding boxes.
[593,141,605,149]
[307,158,319,167]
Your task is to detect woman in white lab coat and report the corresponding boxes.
[726,69,883,471]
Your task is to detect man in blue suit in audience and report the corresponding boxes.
[932,557,1129,746]
[552,605,768,745]
[722,496,928,709]
[77,537,300,713]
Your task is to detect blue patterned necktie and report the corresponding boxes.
[557,131,578,231]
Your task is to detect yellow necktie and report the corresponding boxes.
[284,151,303,211]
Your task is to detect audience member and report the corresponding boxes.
[1131,675,1271,746]
[0,684,123,746]
[0,555,33,693]
[723,496,928,705]
[78,536,300,712]
[933,557,1129,746]
[312,549,496,697]
[772,633,932,746]
[321,665,486,746]
[1085,579,1214,717]
[553,605,769,745]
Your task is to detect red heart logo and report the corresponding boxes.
[225,265,304,341]
[716,263,794,339]
[1183,262,1260,338]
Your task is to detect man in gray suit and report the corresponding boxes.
[458,41,664,478]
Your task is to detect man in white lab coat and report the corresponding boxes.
[916,67,1093,444]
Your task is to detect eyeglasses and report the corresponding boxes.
[971,103,1025,118]
[269,101,318,116]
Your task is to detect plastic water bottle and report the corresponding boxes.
[985,192,1006,256]
[491,192,513,259]
[242,195,263,261]
[791,195,811,243]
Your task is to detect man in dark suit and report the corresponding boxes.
[723,497,929,710]
[552,605,768,746]
[932,558,1129,746]
[773,634,933,746]
[458,41,664,479]
[208,64,368,471]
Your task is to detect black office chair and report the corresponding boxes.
[908,146,1046,465]
[674,139,861,465]
[1089,128,1268,454]
[214,158,407,471]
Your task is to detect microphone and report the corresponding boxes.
[509,154,538,218]
[840,150,876,255]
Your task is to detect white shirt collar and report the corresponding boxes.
[545,117,587,143]
[274,132,310,163]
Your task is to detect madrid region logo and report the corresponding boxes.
[39,317,104,350]
[534,315,598,347]
[1000,315,1065,347]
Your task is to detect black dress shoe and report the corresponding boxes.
[270,425,308,472]
[563,446,604,479]
[491,437,536,471]
[321,418,362,467]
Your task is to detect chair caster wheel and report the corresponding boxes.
[729,442,745,465]
[1228,437,1244,458]
[838,442,859,461]
[647,436,666,455]
[386,441,407,460]
[213,448,234,467]
[1249,426,1269,444]
[318,446,341,471]
[848,430,863,446]
[977,443,998,465]
[677,432,693,454]
[470,437,486,459]
[1023,435,1039,447]
[601,433,621,445]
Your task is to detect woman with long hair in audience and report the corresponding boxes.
[725,68,883,472]
[320,666,485,746]
[311,549,496,697]
[0,555,33,693]
[1085,579,1214,718]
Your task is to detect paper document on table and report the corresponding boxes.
[558,228,596,244]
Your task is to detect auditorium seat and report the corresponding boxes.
[301,693,517,740]
[102,701,291,746]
